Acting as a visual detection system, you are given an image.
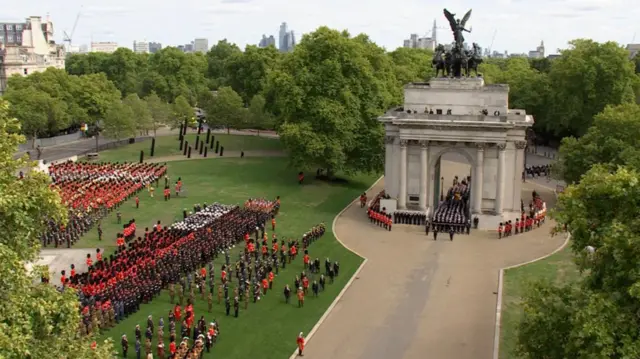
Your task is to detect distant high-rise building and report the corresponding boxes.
[402,21,437,51]
[133,40,149,54]
[279,22,288,52]
[194,38,209,52]
[184,43,194,53]
[91,42,119,53]
[528,40,545,59]
[627,43,640,58]
[149,42,162,53]
[259,34,276,48]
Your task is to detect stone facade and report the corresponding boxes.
[379,77,533,223]
[0,16,66,95]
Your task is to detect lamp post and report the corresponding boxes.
[440,176,444,201]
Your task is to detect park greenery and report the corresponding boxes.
[0,99,115,358]
[3,25,640,359]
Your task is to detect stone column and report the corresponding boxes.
[384,136,396,198]
[419,141,429,211]
[495,143,506,214]
[474,143,485,214]
[398,139,408,209]
[513,141,527,211]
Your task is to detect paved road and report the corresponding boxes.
[16,128,279,164]
[300,164,565,359]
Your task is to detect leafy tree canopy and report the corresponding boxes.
[265,27,396,174]
[0,99,114,358]
[555,103,640,184]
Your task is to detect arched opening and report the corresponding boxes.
[430,147,475,232]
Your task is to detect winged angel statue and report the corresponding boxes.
[443,8,472,49]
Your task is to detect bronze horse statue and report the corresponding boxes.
[465,43,483,77]
[432,45,448,77]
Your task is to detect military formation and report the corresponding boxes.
[41,161,167,248]
[59,181,337,358]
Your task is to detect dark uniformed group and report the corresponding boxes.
[40,161,167,248]
[523,165,551,179]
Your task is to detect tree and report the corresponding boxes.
[123,93,152,135]
[71,73,121,150]
[144,92,170,136]
[389,47,434,87]
[145,48,209,104]
[101,48,148,97]
[206,40,242,88]
[264,27,395,174]
[7,68,90,132]
[248,94,275,135]
[0,99,114,358]
[171,95,195,129]
[4,86,71,146]
[203,86,246,134]
[546,39,636,138]
[225,45,280,102]
[102,101,136,140]
[555,103,640,184]
[516,166,640,358]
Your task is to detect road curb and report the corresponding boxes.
[491,232,571,359]
[287,176,383,359]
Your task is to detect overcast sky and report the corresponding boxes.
[5,0,639,54]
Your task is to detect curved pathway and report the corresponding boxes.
[301,178,564,359]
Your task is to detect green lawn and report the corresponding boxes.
[499,244,581,359]
[95,133,283,162]
[89,157,377,359]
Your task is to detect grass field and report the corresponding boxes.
[499,244,581,359]
[86,156,377,359]
[95,133,283,163]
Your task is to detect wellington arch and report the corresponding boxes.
[378,77,533,229]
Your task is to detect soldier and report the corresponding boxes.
[121,334,129,358]
[169,283,175,304]
[145,338,152,358]
[312,280,319,297]
[284,284,291,304]
[217,285,223,304]
[189,286,196,305]
[135,324,142,341]
[135,338,141,359]
[244,288,250,309]
[207,292,213,313]
[147,315,154,334]
[177,283,184,306]
[225,297,231,316]
[157,324,164,343]
[234,296,239,317]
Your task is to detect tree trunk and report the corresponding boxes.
[31,135,37,149]
[95,133,100,152]
[257,129,260,137]
[227,127,230,135]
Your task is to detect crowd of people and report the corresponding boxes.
[366,191,393,230]
[431,176,471,234]
[40,161,167,248]
[57,185,333,358]
[523,164,551,180]
[497,191,547,239]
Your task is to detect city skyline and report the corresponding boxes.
[4,0,639,54]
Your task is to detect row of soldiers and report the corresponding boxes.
[68,205,272,335]
[41,161,166,248]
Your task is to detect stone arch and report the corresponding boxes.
[428,145,476,169]
[428,144,478,212]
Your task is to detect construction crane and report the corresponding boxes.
[487,29,498,54]
[63,7,83,51]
